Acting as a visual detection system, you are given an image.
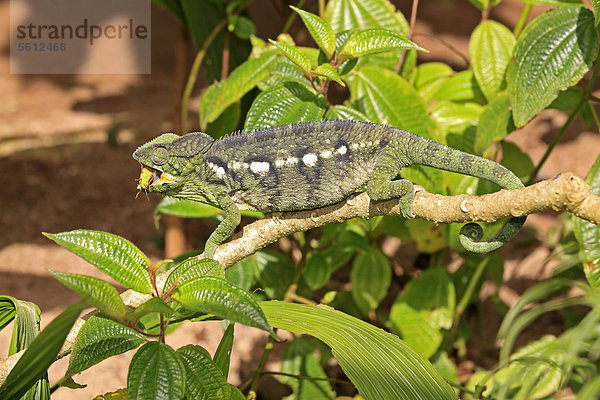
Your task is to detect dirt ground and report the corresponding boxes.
[1,0,599,398]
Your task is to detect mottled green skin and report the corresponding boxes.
[133,121,526,257]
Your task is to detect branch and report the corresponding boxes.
[1,172,599,384]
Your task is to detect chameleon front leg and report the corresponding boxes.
[367,163,416,218]
[204,191,241,259]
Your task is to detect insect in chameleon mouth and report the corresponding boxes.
[135,163,174,197]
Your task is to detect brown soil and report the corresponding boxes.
[0,0,598,398]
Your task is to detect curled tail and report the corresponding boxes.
[406,133,526,253]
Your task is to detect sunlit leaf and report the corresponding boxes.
[291,6,336,58]
[0,302,85,400]
[507,6,598,127]
[50,271,126,320]
[339,29,425,61]
[127,342,185,400]
[469,20,515,101]
[66,315,145,378]
[172,276,272,334]
[269,40,312,74]
[44,230,152,294]
[245,82,326,130]
[260,301,457,400]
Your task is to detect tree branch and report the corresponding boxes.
[1,172,599,384]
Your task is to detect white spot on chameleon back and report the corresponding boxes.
[216,167,225,177]
[232,162,242,170]
[351,143,359,150]
[320,150,333,158]
[286,157,298,165]
[275,159,285,168]
[337,145,347,155]
[302,153,318,166]
[250,161,270,174]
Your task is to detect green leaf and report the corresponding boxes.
[508,6,598,127]
[469,20,515,101]
[253,251,296,300]
[205,101,241,138]
[431,70,484,103]
[244,82,326,130]
[0,296,40,354]
[154,197,222,227]
[594,0,600,27]
[412,62,454,103]
[199,50,280,129]
[126,298,175,323]
[574,153,600,289]
[225,257,258,291]
[44,230,153,294]
[326,0,409,34]
[50,271,126,320]
[389,268,455,358]
[172,276,272,334]
[350,248,391,314]
[304,252,332,290]
[325,105,369,121]
[0,296,46,400]
[269,40,312,74]
[291,6,336,58]
[66,315,145,378]
[474,92,515,155]
[312,63,345,86]
[258,58,313,90]
[280,338,335,399]
[127,342,185,400]
[164,257,225,293]
[500,142,533,184]
[339,29,425,61]
[260,301,457,400]
[430,101,483,136]
[0,301,85,400]
[176,345,231,400]
[349,66,434,136]
[213,323,235,378]
[405,219,448,253]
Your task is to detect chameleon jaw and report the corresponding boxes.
[136,164,174,191]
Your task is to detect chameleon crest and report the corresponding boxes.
[134,121,526,257]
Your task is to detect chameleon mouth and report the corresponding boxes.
[136,164,174,191]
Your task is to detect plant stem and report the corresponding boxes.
[318,0,325,18]
[260,371,354,386]
[242,333,277,395]
[513,4,532,38]
[394,0,419,74]
[181,19,227,133]
[527,58,600,185]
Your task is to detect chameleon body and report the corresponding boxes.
[133,121,525,257]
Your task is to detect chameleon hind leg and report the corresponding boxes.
[366,163,417,218]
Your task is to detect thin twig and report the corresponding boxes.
[394,0,419,74]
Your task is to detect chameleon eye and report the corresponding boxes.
[151,146,169,166]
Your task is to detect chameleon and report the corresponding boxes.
[133,120,526,258]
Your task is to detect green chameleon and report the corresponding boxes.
[133,120,526,258]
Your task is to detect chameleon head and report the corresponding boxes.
[132,131,215,195]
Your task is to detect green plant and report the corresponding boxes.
[2,0,600,399]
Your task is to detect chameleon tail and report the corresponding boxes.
[404,132,526,253]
